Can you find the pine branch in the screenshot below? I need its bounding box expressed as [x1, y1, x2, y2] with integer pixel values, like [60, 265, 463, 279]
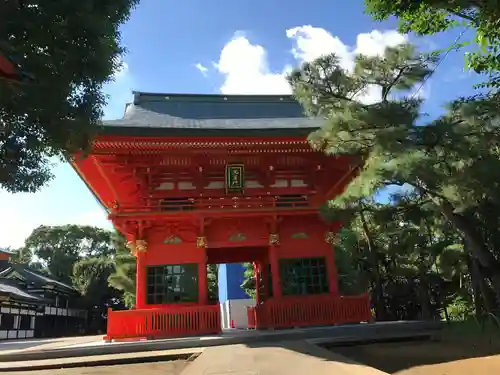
[383, 67, 406, 102]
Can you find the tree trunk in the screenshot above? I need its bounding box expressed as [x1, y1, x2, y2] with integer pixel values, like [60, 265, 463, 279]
[443, 305, 450, 323]
[439, 200, 500, 305]
[465, 250, 485, 319]
[359, 208, 386, 320]
[418, 268, 432, 320]
[476, 262, 497, 315]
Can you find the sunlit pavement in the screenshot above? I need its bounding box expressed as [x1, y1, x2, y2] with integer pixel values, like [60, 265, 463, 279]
[0, 321, 441, 359]
[0, 336, 104, 353]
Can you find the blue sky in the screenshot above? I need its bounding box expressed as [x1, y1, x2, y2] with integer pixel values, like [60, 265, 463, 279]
[0, 0, 482, 248]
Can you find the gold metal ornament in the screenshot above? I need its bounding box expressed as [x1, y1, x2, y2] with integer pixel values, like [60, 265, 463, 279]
[324, 231, 336, 244]
[196, 236, 208, 249]
[135, 239, 148, 252]
[269, 233, 280, 245]
[127, 239, 148, 256]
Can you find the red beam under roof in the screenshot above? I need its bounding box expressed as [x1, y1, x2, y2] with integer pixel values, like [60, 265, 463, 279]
[0, 53, 18, 81]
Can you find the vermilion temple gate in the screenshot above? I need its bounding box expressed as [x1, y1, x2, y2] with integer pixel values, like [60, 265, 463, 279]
[71, 92, 372, 340]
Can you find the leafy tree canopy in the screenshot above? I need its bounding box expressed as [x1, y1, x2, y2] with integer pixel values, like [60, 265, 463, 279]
[21, 224, 115, 283]
[364, 0, 500, 89]
[288, 42, 500, 305]
[107, 231, 136, 308]
[0, 0, 138, 193]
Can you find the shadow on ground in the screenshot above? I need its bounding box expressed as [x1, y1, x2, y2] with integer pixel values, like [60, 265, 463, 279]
[322, 335, 500, 374]
[243, 330, 500, 374]
[328, 340, 500, 374]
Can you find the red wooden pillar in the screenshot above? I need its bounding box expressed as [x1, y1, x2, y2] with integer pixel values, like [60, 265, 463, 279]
[198, 249, 209, 305]
[262, 261, 269, 301]
[254, 262, 261, 304]
[135, 251, 146, 309]
[269, 244, 282, 298]
[325, 246, 339, 295]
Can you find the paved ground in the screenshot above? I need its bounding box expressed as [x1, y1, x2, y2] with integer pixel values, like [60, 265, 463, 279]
[180, 342, 388, 375]
[0, 342, 390, 375]
[331, 336, 500, 375]
[0, 336, 103, 354]
[1, 360, 190, 375]
[0, 348, 203, 372]
[1, 321, 495, 375]
[0, 321, 441, 362]
[7, 338, 498, 375]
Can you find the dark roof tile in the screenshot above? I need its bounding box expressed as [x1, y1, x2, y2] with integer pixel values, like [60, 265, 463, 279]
[0, 279, 44, 302]
[0, 264, 76, 293]
[102, 92, 323, 131]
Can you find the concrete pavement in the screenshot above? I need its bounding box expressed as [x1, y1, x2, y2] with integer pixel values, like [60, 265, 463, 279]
[179, 342, 390, 375]
[0, 347, 203, 372]
[0, 335, 103, 354]
[0, 320, 441, 362]
[0, 342, 391, 374]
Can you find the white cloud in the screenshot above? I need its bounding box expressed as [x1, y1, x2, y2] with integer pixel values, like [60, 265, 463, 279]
[215, 26, 408, 104]
[353, 30, 407, 59]
[195, 63, 209, 77]
[286, 26, 350, 68]
[215, 36, 292, 95]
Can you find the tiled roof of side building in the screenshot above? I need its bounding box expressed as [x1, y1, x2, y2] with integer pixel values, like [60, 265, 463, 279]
[100, 92, 324, 135]
[0, 279, 45, 303]
[0, 264, 77, 293]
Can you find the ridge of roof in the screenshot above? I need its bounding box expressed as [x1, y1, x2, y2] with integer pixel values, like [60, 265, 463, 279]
[0, 278, 44, 302]
[100, 91, 323, 134]
[24, 268, 76, 291]
[0, 264, 76, 292]
[131, 92, 297, 105]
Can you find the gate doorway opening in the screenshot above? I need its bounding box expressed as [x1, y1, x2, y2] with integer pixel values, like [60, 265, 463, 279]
[208, 246, 268, 329]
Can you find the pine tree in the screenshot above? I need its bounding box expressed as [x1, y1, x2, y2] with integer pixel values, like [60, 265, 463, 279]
[288, 42, 500, 308]
[108, 232, 136, 308]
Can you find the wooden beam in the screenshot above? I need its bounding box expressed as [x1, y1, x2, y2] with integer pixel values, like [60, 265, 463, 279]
[93, 156, 120, 205]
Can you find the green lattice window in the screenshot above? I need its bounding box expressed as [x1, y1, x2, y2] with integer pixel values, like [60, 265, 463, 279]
[280, 257, 329, 296]
[146, 264, 198, 304]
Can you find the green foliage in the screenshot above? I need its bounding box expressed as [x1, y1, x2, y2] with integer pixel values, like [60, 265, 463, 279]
[207, 264, 219, 302]
[364, 0, 500, 89]
[446, 296, 475, 321]
[107, 231, 136, 308]
[72, 256, 122, 319]
[11, 224, 126, 332]
[0, 0, 139, 193]
[334, 229, 366, 295]
[289, 42, 500, 319]
[241, 263, 257, 299]
[21, 224, 115, 283]
[20, 225, 121, 307]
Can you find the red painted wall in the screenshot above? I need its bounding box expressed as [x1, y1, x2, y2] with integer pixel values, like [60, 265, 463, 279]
[145, 227, 204, 265]
[142, 215, 340, 266]
[277, 215, 335, 258]
[205, 217, 268, 248]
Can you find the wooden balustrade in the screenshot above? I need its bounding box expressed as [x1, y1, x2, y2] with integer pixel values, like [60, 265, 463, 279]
[104, 295, 370, 341]
[105, 305, 221, 341]
[247, 294, 371, 330]
[113, 195, 312, 214]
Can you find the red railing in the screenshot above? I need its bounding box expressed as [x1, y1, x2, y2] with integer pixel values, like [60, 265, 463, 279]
[113, 195, 312, 214]
[247, 306, 257, 329]
[247, 294, 371, 330]
[105, 305, 221, 341]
